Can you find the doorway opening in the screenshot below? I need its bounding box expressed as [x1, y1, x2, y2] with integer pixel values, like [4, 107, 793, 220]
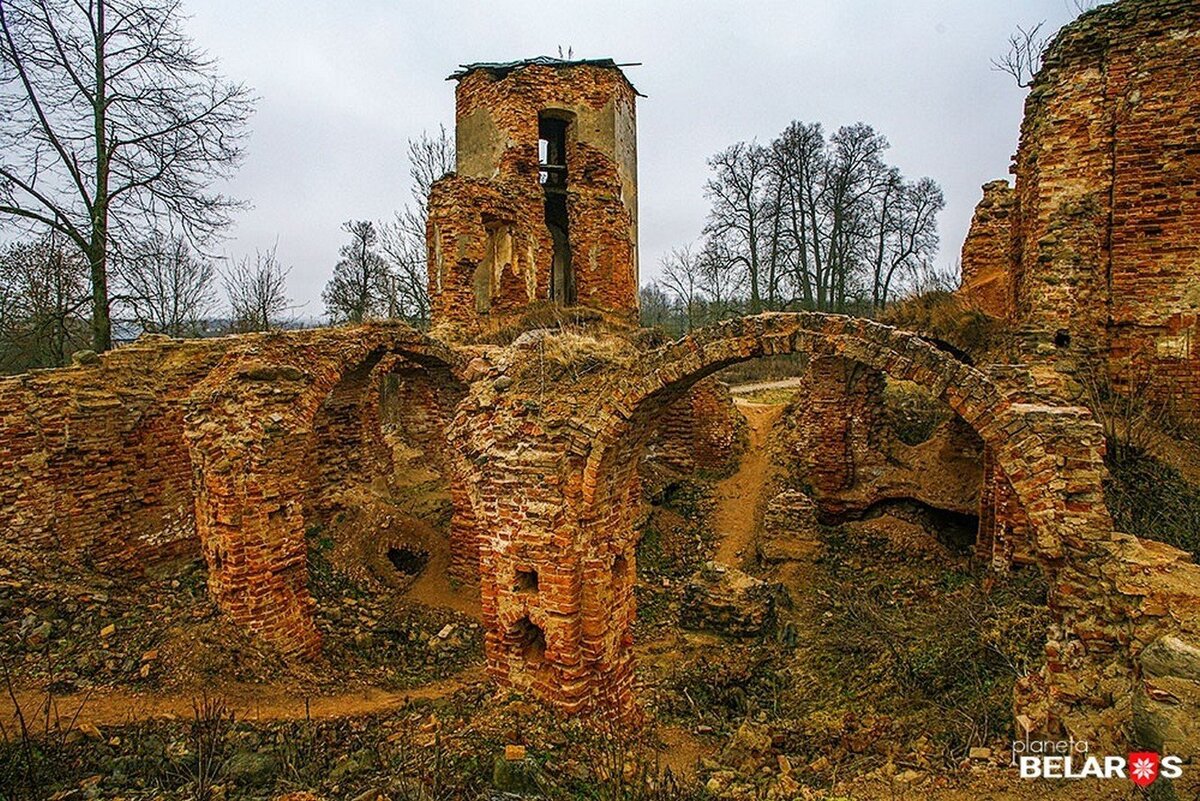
[539, 112, 575, 305]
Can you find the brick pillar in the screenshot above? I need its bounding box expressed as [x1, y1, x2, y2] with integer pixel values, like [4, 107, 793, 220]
[471, 438, 592, 710]
[789, 356, 886, 500]
[189, 427, 322, 658]
[462, 389, 647, 721]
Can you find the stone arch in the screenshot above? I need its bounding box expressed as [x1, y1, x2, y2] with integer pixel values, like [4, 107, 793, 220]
[474, 313, 1118, 736]
[183, 323, 465, 657]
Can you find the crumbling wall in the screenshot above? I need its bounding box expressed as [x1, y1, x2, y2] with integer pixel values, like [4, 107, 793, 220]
[966, 0, 1200, 422]
[645, 378, 744, 476]
[777, 357, 888, 504]
[428, 62, 639, 336]
[184, 325, 463, 657]
[0, 335, 232, 569]
[775, 363, 987, 523]
[976, 445, 1033, 569]
[958, 180, 1016, 319]
[451, 313, 1134, 743]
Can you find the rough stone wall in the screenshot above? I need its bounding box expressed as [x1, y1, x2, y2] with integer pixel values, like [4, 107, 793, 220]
[451, 313, 1150, 746]
[779, 357, 887, 504]
[959, 180, 1016, 319]
[976, 445, 1033, 569]
[968, 0, 1200, 422]
[773, 361, 987, 522]
[0, 335, 232, 569]
[428, 63, 639, 336]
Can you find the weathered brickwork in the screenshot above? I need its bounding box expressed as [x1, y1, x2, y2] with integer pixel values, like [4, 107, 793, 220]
[427, 60, 639, 336]
[6, 39, 1200, 757]
[451, 312, 1163, 745]
[959, 180, 1016, 319]
[961, 0, 1200, 422]
[778, 357, 887, 503]
[4, 309, 1200, 751]
[644, 378, 743, 476]
[0, 335, 232, 569]
[976, 445, 1034, 569]
[183, 325, 464, 657]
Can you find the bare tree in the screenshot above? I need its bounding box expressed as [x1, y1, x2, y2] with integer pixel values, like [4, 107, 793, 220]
[637, 281, 675, 333]
[659, 244, 704, 331]
[992, 22, 1049, 88]
[697, 234, 746, 319]
[0, 230, 89, 370]
[116, 231, 215, 336]
[323, 220, 390, 324]
[380, 126, 454, 327]
[675, 118, 943, 327]
[222, 245, 292, 333]
[867, 174, 944, 309]
[704, 142, 771, 314]
[0, 0, 254, 352]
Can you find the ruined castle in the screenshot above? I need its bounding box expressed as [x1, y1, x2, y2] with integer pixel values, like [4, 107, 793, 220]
[959, 0, 1200, 420]
[3, 3, 1200, 758]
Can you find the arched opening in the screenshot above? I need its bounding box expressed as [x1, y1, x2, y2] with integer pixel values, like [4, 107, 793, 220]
[509, 616, 547, 666]
[546, 314, 1115, 738]
[186, 328, 474, 661]
[539, 109, 576, 305]
[306, 348, 475, 662]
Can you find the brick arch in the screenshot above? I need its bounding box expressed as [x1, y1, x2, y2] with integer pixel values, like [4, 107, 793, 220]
[183, 323, 465, 657]
[582, 313, 1113, 556]
[498, 312, 1116, 731]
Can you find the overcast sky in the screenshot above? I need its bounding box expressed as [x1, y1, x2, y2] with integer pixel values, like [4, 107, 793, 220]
[184, 0, 1089, 316]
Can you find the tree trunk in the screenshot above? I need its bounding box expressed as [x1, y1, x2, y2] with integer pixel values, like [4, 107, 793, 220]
[89, 239, 111, 352]
[90, 1, 111, 352]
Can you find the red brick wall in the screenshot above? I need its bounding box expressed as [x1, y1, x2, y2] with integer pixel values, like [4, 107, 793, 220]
[980, 0, 1200, 423]
[185, 325, 463, 658]
[959, 180, 1017, 319]
[645, 378, 743, 475]
[0, 335, 231, 570]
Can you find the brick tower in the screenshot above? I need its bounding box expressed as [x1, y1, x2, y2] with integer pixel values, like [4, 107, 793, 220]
[427, 58, 640, 335]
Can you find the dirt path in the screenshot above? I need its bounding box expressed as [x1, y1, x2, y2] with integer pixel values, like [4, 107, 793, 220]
[712, 401, 785, 566]
[727, 377, 806, 395]
[1, 666, 486, 729]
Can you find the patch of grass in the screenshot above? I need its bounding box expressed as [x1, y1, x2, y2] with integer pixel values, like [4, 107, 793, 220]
[879, 290, 997, 362]
[810, 526, 1050, 766]
[1105, 447, 1200, 559]
[656, 643, 791, 728]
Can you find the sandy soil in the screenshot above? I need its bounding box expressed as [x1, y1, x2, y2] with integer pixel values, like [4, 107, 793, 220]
[1, 666, 487, 728]
[712, 401, 784, 566]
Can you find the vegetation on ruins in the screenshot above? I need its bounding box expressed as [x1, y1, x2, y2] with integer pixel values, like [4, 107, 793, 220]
[0, 0, 254, 353]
